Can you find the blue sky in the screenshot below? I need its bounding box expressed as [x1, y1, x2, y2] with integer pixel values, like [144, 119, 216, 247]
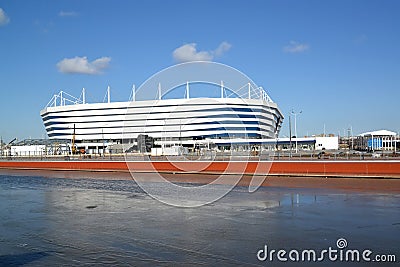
[0, 0, 399, 142]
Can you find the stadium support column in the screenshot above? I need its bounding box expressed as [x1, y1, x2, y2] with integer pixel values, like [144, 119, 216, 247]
[131, 84, 136, 102]
[186, 81, 190, 99]
[221, 80, 224, 98]
[158, 83, 162, 100]
[82, 88, 86, 104]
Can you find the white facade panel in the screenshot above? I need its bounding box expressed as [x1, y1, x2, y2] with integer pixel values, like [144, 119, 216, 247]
[41, 97, 283, 142]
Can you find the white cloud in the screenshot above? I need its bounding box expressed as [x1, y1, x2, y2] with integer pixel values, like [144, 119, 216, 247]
[214, 41, 232, 57]
[173, 43, 213, 62]
[58, 11, 78, 17]
[56, 56, 111, 75]
[0, 8, 10, 26]
[173, 42, 232, 63]
[283, 41, 309, 53]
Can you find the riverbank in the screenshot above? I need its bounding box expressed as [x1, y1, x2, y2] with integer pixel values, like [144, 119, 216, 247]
[1, 159, 400, 177]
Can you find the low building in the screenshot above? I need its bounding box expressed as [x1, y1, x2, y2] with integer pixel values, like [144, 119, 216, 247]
[315, 136, 339, 150]
[356, 130, 398, 151]
[10, 145, 46, 157]
[6, 139, 70, 157]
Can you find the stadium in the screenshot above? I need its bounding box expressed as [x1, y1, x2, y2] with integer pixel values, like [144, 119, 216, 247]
[40, 63, 284, 155]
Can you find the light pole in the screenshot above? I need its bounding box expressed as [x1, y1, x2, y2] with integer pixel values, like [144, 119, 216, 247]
[289, 115, 292, 158]
[102, 129, 105, 157]
[349, 125, 354, 150]
[291, 109, 302, 154]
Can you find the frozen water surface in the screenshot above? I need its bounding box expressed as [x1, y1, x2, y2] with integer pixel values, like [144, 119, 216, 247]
[0, 171, 399, 266]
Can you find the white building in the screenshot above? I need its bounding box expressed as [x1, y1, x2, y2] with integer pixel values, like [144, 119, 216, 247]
[315, 136, 339, 150]
[10, 145, 46, 156]
[358, 129, 398, 151]
[40, 80, 284, 153]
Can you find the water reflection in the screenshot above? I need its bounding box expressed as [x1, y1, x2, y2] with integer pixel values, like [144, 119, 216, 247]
[0, 173, 399, 266]
[278, 193, 319, 207]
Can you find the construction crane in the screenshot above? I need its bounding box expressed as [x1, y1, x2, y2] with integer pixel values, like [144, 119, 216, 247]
[7, 138, 17, 147]
[2, 138, 17, 157]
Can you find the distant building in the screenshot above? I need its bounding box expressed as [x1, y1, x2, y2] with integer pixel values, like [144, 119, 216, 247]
[7, 139, 70, 157]
[314, 136, 339, 150]
[10, 144, 46, 157]
[355, 130, 398, 151]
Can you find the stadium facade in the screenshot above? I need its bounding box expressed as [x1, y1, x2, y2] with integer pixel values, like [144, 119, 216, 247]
[40, 81, 284, 154]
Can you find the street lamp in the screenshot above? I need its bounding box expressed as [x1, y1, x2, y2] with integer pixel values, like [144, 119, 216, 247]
[102, 128, 105, 157]
[291, 109, 302, 154]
